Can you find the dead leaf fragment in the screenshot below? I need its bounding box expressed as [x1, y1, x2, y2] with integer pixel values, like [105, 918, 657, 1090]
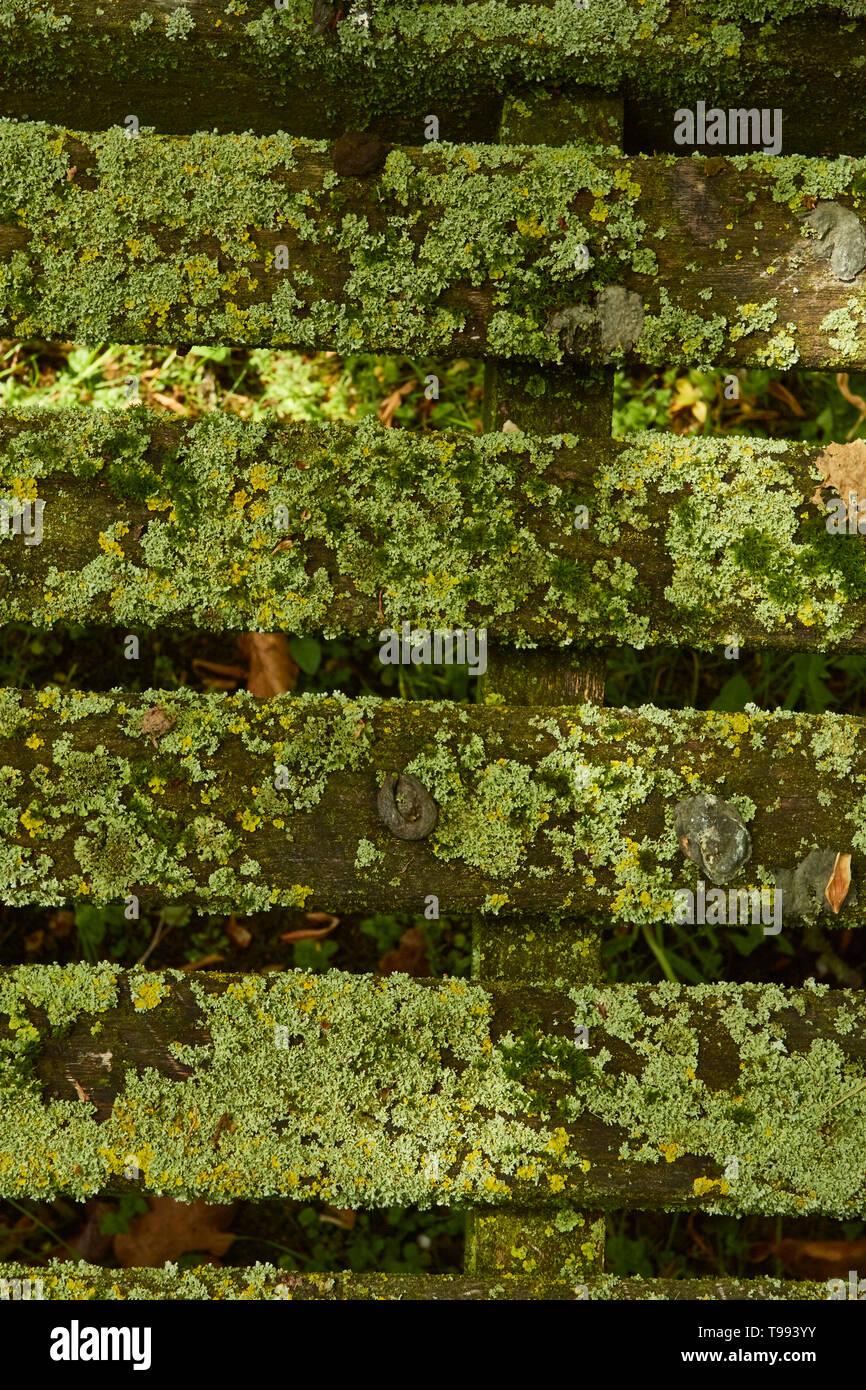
[750, 1236, 866, 1280]
[810, 438, 866, 509]
[825, 852, 852, 914]
[319, 1206, 356, 1230]
[379, 926, 429, 977]
[226, 915, 252, 949]
[114, 1195, 237, 1267]
[180, 953, 226, 972]
[378, 378, 415, 427]
[141, 704, 176, 743]
[280, 912, 340, 944]
[238, 633, 298, 697]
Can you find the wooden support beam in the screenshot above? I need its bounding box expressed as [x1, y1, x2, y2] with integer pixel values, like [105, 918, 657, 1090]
[2, 410, 865, 652]
[1, 690, 865, 921]
[1, 126, 866, 364]
[0, 1264, 836, 1301]
[1, 966, 864, 1214]
[0, 2, 862, 156]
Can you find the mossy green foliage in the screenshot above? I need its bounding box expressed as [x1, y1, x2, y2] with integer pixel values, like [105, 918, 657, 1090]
[2, 409, 864, 647]
[0, 966, 864, 1217]
[1, 123, 865, 363]
[2, 691, 866, 919]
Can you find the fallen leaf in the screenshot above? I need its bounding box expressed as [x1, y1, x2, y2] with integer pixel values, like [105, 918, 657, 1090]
[66, 1074, 91, 1103]
[378, 378, 415, 427]
[180, 953, 226, 972]
[379, 926, 429, 977]
[319, 1206, 356, 1230]
[141, 704, 176, 743]
[226, 915, 252, 949]
[114, 1196, 237, 1267]
[237, 633, 298, 697]
[280, 912, 340, 944]
[270, 538, 294, 555]
[150, 391, 187, 415]
[191, 657, 248, 691]
[825, 852, 852, 914]
[750, 1236, 866, 1280]
[809, 438, 866, 508]
[767, 380, 806, 417]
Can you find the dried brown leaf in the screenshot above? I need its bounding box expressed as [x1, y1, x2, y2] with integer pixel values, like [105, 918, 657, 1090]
[141, 704, 176, 742]
[226, 915, 252, 949]
[114, 1196, 237, 1267]
[750, 1236, 866, 1280]
[825, 852, 852, 914]
[180, 953, 226, 972]
[238, 633, 298, 697]
[810, 438, 866, 508]
[379, 926, 430, 977]
[378, 378, 415, 427]
[280, 913, 340, 944]
[319, 1206, 356, 1230]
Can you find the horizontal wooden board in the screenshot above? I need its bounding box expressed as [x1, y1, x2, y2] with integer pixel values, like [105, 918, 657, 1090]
[0, 2, 863, 156]
[0, 1264, 836, 1301]
[1, 691, 865, 921]
[1, 409, 865, 650]
[1, 967, 864, 1214]
[2, 126, 866, 365]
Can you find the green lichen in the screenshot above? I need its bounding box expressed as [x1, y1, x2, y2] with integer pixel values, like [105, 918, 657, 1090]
[3, 411, 865, 651]
[0, 124, 862, 366]
[2, 694, 866, 920]
[0, 968, 863, 1218]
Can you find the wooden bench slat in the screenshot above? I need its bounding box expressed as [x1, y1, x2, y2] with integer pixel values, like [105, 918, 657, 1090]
[1, 967, 863, 1214]
[0, 1264, 836, 1301]
[1, 690, 864, 920]
[1, 409, 864, 650]
[0, 2, 862, 156]
[2, 126, 865, 365]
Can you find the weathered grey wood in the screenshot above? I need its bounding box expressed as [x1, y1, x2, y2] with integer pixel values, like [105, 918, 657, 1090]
[2, 410, 865, 652]
[1, 127, 864, 364]
[1, 967, 864, 1214]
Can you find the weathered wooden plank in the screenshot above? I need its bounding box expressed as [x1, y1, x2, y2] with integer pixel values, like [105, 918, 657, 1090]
[0, 1263, 837, 1301]
[0, 2, 863, 156]
[1, 690, 865, 921]
[2, 126, 866, 364]
[2, 409, 865, 651]
[1, 967, 864, 1214]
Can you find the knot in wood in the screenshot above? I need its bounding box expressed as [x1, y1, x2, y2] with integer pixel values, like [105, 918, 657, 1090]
[378, 772, 438, 840]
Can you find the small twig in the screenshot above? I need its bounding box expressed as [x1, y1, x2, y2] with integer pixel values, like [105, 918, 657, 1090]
[3, 1197, 81, 1259]
[137, 914, 176, 967]
[816, 1077, 866, 1118]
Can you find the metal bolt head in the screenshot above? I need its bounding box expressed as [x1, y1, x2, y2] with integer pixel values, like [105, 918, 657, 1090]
[378, 773, 438, 841]
[674, 792, 751, 885]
